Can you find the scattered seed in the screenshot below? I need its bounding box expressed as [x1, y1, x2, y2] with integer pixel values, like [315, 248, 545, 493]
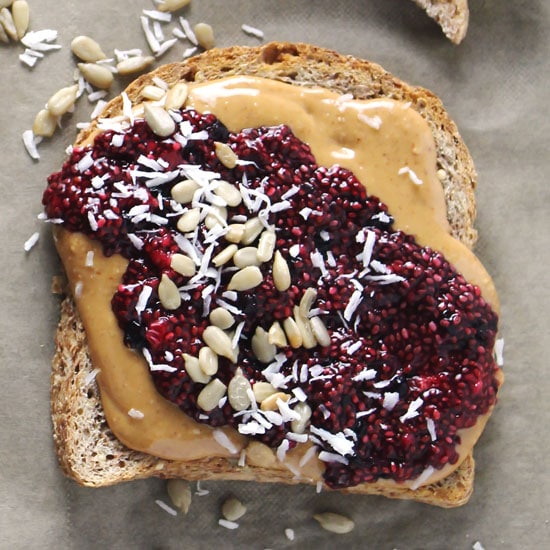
[197, 378, 227, 411]
[228, 265, 263, 291]
[158, 0, 191, 13]
[310, 316, 331, 347]
[46, 84, 79, 117]
[144, 103, 176, 136]
[71, 35, 107, 62]
[141, 84, 166, 101]
[158, 273, 181, 310]
[176, 207, 201, 233]
[212, 244, 238, 267]
[166, 479, 192, 514]
[283, 316, 302, 348]
[252, 381, 277, 404]
[272, 250, 291, 291]
[241, 217, 263, 245]
[213, 180, 242, 207]
[224, 223, 245, 244]
[293, 306, 316, 349]
[313, 512, 355, 534]
[221, 497, 247, 522]
[251, 326, 276, 364]
[11, 0, 29, 39]
[183, 353, 210, 384]
[199, 346, 219, 376]
[0, 1, 13, 8]
[194, 22, 215, 50]
[257, 230, 276, 262]
[0, 7, 17, 41]
[227, 368, 252, 411]
[204, 205, 227, 229]
[267, 321, 288, 347]
[214, 142, 238, 170]
[233, 246, 261, 268]
[170, 253, 196, 277]
[0, 20, 8, 43]
[209, 307, 235, 330]
[260, 391, 290, 411]
[116, 55, 155, 75]
[290, 402, 312, 434]
[32, 108, 57, 137]
[171, 179, 200, 204]
[202, 325, 237, 361]
[299, 287, 318, 317]
[164, 82, 188, 110]
[78, 63, 114, 90]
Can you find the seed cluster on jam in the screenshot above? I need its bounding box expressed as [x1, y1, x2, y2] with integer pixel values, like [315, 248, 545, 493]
[43, 104, 499, 489]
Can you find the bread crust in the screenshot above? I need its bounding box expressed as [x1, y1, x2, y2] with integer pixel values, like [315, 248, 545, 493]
[413, 0, 469, 44]
[51, 43, 483, 507]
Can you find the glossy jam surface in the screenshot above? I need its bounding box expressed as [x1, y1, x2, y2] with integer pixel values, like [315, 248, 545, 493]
[44, 108, 499, 489]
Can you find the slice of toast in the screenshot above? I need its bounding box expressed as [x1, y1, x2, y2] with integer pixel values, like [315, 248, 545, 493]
[50, 42, 490, 507]
[413, 0, 470, 44]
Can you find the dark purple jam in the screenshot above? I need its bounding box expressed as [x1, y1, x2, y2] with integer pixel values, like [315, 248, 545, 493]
[43, 107, 500, 489]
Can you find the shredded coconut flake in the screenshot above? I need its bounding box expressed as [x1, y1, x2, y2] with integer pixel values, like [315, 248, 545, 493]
[22, 130, 41, 160]
[24, 232, 40, 252]
[410, 466, 435, 490]
[128, 408, 144, 419]
[241, 24, 265, 39]
[155, 499, 177, 516]
[213, 429, 239, 454]
[358, 113, 382, 130]
[218, 519, 239, 530]
[284, 528, 295, 541]
[494, 338, 504, 366]
[383, 392, 400, 411]
[398, 166, 423, 185]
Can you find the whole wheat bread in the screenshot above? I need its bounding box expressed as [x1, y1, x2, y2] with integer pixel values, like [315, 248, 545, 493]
[51, 42, 488, 507]
[413, 0, 469, 44]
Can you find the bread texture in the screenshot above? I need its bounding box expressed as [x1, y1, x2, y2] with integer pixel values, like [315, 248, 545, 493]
[413, 0, 469, 44]
[51, 43, 483, 507]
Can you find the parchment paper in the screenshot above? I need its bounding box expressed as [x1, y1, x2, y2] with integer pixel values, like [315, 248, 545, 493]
[1, 1, 548, 548]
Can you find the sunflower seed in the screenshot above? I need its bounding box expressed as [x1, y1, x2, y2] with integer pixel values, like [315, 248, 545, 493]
[224, 223, 245, 244]
[228, 266, 263, 291]
[166, 479, 192, 514]
[183, 353, 210, 384]
[78, 63, 114, 90]
[272, 250, 291, 291]
[176, 207, 200, 233]
[313, 512, 355, 534]
[251, 326, 276, 364]
[171, 179, 200, 204]
[0, 1, 13, 8]
[227, 368, 252, 411]
[0, 7, 17, 40]
[221, 497, 247, 522]
[257, 230, 276, 263]
[213, 180, 242, 207]
[233, 247, 261, 268]
[290, 402, 312, 434]
[170, 253, 196, 277]
[0, 21, 8, 43]
[241, 217, 263, 245]
[194, 22, 215, 50]
[116, 55, 155, 75]
[202, 325, 237, 361]
[32, 109, 57, 137]
[71, 35, 107, 62]
[158, 273, 181, 310]
[310, 316, 331, 347]
[144, 103, 176, 137]
[46, 84, 79, 117]
[197, 378, 227, 411]
[141, 84, 166, 101]
[252, 382, 277, 404]
[158, 0, 191, 13]
[212, 244, 238, 267]
[293, 306, 316, 349]
[164, 82, 188, 110]
[260, 391, 289, 411]
[267, 321, 287, 347]
[299, 287, 318, 317]
[209, 307, 235, 330]
[214, 142, 237, 169]
[199, 346, 218, 376]
[204, 205, 227, 229]
[283, 317, 302, 348]
[12, 0, 29, 39]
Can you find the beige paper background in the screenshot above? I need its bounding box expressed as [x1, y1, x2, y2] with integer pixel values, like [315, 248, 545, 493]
[1, 1, 548, 548]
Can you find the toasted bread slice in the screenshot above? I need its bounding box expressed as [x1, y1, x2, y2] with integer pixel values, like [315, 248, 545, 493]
[413, 0, 470, 44]
[51, 43, 487, 507]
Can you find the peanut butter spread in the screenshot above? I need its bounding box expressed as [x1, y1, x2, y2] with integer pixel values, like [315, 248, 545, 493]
[48, 76, 501, 489]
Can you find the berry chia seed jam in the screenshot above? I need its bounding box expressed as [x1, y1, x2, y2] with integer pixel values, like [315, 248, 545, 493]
[44, 106, 500, 489]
